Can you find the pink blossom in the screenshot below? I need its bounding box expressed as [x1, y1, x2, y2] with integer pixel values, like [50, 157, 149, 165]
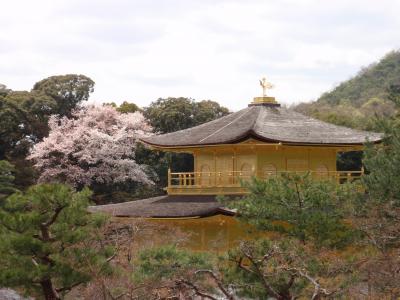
[29, 105, 153, 188]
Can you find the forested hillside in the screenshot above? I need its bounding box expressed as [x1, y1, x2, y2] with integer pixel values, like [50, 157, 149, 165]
[295, 50, 400, 130]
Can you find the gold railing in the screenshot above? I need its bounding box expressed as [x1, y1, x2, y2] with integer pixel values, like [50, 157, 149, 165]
[167, 170, 363, 193]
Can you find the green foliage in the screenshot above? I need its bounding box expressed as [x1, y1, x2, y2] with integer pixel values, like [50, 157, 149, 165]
[295, 50, 400, 131]
[144, 97, 229, 134]
[0, 184, 113, 299]
[134, 143, 170, 190]
[104, 101, 140, 113]
[227, 174, 359, 248]
[388, 83, 400, 107]
[363, 126, 400, 204]
[11, 158, 38, 189]
[0, 90, 56, 159]
[0, 160, 17, 201]
[144, 97, 195, 133]
[0, 75, 95, 189]
[363, 84, 400, 204]
[192, 100, 230, 125]
[32, 74, 94, 117]
[223, 239, 322, 299]
[132, 239, 340, 299]
[320, 51, 400, 107]
[0, 83, 11, 97]
[358, 117, 400, 252]
[117, 101, 140, 113]
[133, 245, 211, 283]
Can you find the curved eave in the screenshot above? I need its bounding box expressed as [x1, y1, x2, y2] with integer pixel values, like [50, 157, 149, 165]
[140, 131, 381, 151]
[139, 105, 383, 149]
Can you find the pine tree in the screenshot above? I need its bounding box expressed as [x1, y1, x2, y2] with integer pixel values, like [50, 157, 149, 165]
[0, 184, 114, 300]
[226, 173, 359, 248]
[359, 86, 400, 252]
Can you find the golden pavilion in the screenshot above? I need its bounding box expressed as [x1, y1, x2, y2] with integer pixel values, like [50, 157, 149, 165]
[91, 79, 382, 218]
[141, 79, 382, 196]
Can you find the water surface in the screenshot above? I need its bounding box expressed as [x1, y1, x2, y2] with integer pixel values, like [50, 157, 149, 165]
[136, 215, 272, 252]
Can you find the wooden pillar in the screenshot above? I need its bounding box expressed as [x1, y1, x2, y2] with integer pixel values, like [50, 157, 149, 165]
[214, 150, 217, 186]
[193, 151, 197, 173]
[232, 149, 236, 185]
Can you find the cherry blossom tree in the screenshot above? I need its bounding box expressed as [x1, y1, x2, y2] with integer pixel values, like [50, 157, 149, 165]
[29, 105, 153, 188]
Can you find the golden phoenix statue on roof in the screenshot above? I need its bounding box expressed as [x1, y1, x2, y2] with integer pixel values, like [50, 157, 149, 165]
[259, 77, 273, 97]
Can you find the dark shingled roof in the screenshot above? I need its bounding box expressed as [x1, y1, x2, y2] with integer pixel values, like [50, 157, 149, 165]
[141, 105, 382, 147]
[88, 195, 234, 218]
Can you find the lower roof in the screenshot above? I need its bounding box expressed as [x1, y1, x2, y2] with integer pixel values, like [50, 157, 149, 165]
[89, 195, 235, 218]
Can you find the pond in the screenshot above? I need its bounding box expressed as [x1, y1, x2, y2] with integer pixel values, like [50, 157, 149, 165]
[121, 214, 276, 252]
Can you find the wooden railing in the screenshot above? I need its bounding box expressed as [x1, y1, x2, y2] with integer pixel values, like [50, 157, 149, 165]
[167, 170, 363, 191]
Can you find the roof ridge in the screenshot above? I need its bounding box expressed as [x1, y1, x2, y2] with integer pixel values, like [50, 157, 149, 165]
[250, 105, 265, 131]
[141, 108, 238, 139]
[198, 106, 256, 143]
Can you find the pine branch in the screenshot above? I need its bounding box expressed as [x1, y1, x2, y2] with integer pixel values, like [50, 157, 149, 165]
[40, 204, 67, 242]
[56, 280, 85, 293]
[42, 204, 67, 227]
[241, 244, 281, 299]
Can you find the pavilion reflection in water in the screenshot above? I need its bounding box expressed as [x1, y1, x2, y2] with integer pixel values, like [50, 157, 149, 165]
[143, 215, 271, 252]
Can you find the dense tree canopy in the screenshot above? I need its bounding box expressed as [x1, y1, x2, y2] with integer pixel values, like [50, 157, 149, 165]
[117, 101, 140, 113]
[0, 75, 95, 161]
[0, 83, 11, 97]
[32, 74, 94, 117]
[0, 90, 55, 159]
[363, 125, 400, 204]
[0, 160, 17, 202]
[319, 51, 400, 107]
[295, 51, 400, 131]
[104, 101, 140, 114]
[144, 97, 229, 134]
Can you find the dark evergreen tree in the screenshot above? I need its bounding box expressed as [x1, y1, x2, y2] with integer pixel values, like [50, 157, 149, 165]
[32, 74, 94, 117]
[0, 184, 113, 300]
[0, 160, 17, 202]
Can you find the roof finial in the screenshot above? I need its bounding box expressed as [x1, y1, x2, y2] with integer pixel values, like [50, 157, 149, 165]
[250, 77, 279, 106]
[259, 77, 273, 97]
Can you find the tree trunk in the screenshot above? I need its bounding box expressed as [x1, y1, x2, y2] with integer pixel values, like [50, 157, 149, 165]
[41, 279, 60, 300]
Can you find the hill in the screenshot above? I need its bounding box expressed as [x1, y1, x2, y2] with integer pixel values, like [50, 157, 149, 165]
[295, 50, 400, 130]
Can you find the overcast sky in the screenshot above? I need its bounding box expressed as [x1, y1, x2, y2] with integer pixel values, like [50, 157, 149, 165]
[1, 0, 399, 111]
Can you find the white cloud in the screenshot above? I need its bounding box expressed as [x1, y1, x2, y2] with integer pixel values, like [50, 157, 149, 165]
[0, 0, 399, 111]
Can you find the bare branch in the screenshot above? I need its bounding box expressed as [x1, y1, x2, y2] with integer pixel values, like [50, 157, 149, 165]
[106, 252, 117, 263]
[31, 257, 39, 267]
[195, 269, 236, 300]
[283, 267, 334, 299]
[176, 279, 218, 300]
